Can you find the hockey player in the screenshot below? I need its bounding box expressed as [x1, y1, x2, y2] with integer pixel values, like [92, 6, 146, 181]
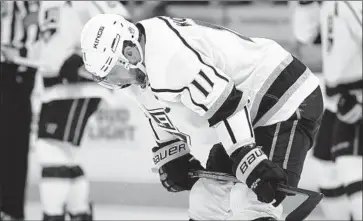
[35, 2, 130, 221]
[290, 1, 350, 220]
[320, 2, 362, 220]
[292, 1, 362, 220]
[80, 14, 324, 220]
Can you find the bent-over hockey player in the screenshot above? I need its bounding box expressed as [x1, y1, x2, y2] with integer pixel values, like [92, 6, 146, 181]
[35, 2, 130, 221]
[80, 14, 324, 220]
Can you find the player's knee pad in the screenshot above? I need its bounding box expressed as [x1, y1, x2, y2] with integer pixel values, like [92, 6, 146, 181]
[336, 156, 362, 186]
[312, 154, 350, 221]
[348, 189, 362, 220]
[42, 165, 85, 179]
[251, 217, 277, 221]
[336, 156, 362, 220]
[229, 184, 283, 221]
[69, 203, 93, 221]
[319, 185, 351, 220]
[315, 159, 343, 190]
[36, 139, 75, 166]
[188, 178, 233, 220]
[43, 213, 66, 221]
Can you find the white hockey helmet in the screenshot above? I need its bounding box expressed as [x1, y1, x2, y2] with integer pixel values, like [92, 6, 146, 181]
[80, 13, 143, 79]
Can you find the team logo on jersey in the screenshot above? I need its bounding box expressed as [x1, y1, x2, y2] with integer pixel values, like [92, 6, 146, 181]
[147, 108, 191, 144]
[46, 123, 58, 134]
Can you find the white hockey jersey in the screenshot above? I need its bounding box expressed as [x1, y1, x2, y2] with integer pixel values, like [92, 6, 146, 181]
[136, 17, 319, 156]
[124, 84, 219, 146]
[291, 1, 321, 45]
[37, 1, 130, 102]
[320, 1, 362, 101]
[37, 1, 130, 76]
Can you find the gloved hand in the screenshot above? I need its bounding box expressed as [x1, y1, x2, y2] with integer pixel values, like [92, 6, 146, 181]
[337, 93, 362, 124]
[59, 53, 87, 83]
[231, 144, 288, 206]
[206, 142, 233, 175]
[152, 139, 204, 192]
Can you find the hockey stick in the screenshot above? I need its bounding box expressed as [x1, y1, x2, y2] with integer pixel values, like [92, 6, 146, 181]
[189, 170, 323, 221]
[12, 56, 42, 69]
[6, 55, 119, 106]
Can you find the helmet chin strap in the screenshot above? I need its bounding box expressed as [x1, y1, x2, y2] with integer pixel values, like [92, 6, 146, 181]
[134, 62, 146, 74]
[131, 62, 148, 88]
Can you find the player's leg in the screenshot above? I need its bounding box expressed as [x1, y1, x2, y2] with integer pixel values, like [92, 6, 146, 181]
[36, 138, 72, 221]
[188, 143, 234, 220]
[36, 98, 99, 220]
[38, 140, 92, 221]
[230, 87, 324, 221]
[312, 109, 351, 220]
[332, 119, 362, 220]
[65, 98, 100, 221]
[36, 99, 75, 220]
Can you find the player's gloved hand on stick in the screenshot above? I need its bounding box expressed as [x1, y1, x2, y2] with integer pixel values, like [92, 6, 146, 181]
[152, 139, 204, 192]
[337, 92, 362, 124]
[231, 144, 288, 206]
[206, 142, 233, 175]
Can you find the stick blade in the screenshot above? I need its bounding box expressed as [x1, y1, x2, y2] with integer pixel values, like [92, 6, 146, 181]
[283, 186, 324, 221]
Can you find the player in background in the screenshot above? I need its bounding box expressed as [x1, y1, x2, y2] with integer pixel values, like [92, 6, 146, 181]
[290, 1, 350, 220]
[80, 14, 324, 220]
[291, 1, 362, 220]
[320, 2, 362, 220]
[290, 0, 322, 58]
[35, 2, 131, 221]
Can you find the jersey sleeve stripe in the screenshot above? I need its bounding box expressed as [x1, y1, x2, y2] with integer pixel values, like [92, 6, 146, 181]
[250, 55, 293, 123]
[252, 56, 307, 125]
[151, 87, 208, 111]
[207, 85, 242, 126]
[185, 87, 208, 111]
[191, 79, 209, 97]
[151, 87, 185, 93]
[343, 1, 362, 27]
[244, 106, 254, 138]
[223, 119, 237, 144]
[157, 16, 229, 83]
[255, 65, 316, 128]
[199, 70, 214, 87]
[216, 107, 256, 156]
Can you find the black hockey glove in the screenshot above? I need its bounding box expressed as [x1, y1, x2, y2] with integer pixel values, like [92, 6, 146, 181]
[231, 144, 288, 207]
[59, 54, 89, 83]
[152, 139, 204, 192]
[337, 93, 362, 124]
[206, 143, 233, 175]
